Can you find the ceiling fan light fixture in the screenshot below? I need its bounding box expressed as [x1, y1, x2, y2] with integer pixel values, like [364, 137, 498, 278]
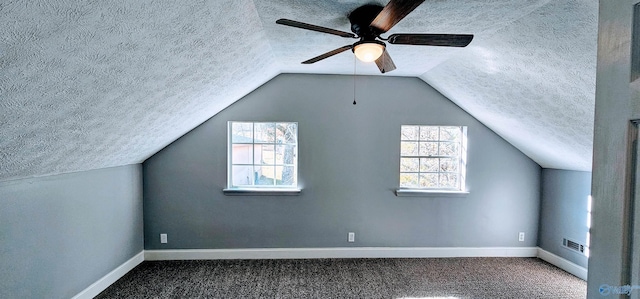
[353, 41, 385, 62]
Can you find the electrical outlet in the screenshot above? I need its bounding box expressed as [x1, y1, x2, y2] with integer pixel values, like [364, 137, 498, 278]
[518, 232, 525, 242]
[348, 232, 355, 243]
[160, 233, 167, 244]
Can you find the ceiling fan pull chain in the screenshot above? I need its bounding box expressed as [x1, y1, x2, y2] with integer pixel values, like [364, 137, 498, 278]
[353, 56, 357, 105]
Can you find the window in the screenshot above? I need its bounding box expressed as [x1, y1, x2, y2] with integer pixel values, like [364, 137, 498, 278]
[398, 125, 467, 193]
[227, 122, 298, 192]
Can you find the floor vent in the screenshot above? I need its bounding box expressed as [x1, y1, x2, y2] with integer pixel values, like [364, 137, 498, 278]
[562, 238, 585, 254]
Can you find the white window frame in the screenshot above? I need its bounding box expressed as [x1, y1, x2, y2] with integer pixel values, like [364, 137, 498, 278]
[223, 121, 300, 196]
[396, 125, 468, 197]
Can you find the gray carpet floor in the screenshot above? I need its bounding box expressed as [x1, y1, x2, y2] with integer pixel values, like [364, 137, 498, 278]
[96, 257, 586, 298]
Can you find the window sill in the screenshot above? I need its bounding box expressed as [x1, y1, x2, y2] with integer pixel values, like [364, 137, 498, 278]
[395, 189, 469, 197]
[223, 188, 302, 196]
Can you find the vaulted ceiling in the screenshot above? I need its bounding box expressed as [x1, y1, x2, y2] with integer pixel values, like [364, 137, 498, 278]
[0, 0, 597, 182]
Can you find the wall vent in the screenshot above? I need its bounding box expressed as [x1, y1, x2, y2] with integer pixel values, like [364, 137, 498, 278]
[562, 238, 585, 254]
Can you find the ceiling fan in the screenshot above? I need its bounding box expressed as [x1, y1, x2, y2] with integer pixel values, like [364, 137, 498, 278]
[276, 0, 474, 73]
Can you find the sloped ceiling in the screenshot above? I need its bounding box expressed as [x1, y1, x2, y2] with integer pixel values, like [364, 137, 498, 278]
[0, 0, 597, 182]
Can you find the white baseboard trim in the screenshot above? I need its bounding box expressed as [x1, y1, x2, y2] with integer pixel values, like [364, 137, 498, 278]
[72, 251, 144, 299]
[144, 246, 538, 261]
[536, 248, 588, 280]
[71, 247, 586, 298]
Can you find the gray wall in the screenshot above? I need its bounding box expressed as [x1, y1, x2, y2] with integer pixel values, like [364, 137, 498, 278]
[539, 169, 591, 268]
[0, 165, 144, 299]
[589, 0, 640, 297]
[143, 74, 541, 250]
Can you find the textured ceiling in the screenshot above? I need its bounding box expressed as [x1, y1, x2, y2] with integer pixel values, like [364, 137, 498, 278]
[0, 0, 597, 181]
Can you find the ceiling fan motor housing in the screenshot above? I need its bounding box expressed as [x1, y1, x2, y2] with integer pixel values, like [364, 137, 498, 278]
[348, 4, 384, 40]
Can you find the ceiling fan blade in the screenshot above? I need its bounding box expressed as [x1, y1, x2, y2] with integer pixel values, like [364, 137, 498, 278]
[276, 19, 356, 38]
[388, 34, 474, 47]
[302, 45, 353, 64]
[375, 49, 396, 73]
[370, 0, 426, 33]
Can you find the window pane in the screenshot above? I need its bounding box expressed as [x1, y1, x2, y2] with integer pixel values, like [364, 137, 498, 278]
[439, 173, 458, 188]
[231, 122, 253, 143]
[440, 126, 461, 141]
[420, 158, 439, 172]
[419, 142, 438, 156]
[400, 173, 419, 188]
[232, 144, 253, 164]
[401, 142, 418, 156]
[440, 158, 459, 172]
[400, 158, 419, 172]
[276, 144, 296, 165]
[255, 166, 275, 185]
[419, 173, 438, 188]
[232, 165, 254, 186]
[254, 123, 276, 143]
[258, 144, 274, 165]
[276, 166, 296, 186]
[276, 123, 297, 144]
[401, 126, 419, 140]
[439, 142, 459, 156]
[420, 126, 439, 141]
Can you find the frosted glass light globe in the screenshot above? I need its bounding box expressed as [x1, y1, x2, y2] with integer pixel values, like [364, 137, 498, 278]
[353, 42, 385, 62]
